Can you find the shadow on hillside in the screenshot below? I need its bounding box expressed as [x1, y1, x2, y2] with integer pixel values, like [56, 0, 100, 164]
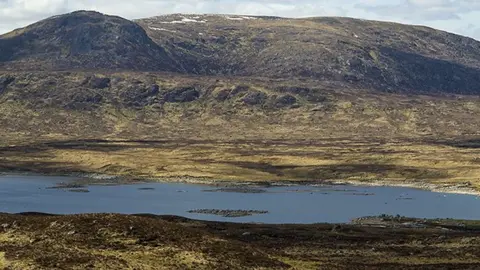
[0, 159, 87, 174]
[0, 139, 450, 180]
[0, 138, 396, 154]
[374, 47, 480, 95]
[429, 138, 480, 149]
[0, 139, 176, 154]
[225, 161, 448, 180]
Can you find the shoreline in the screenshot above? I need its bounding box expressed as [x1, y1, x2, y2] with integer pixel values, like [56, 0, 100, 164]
[2, 170, 480, 196]
[328, 179, 480, 196]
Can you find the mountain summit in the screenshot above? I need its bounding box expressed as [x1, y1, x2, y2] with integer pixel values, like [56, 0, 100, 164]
[0, 11, 179, 71]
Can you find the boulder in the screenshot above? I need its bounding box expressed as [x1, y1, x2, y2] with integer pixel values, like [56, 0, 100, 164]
[120, 85, 157, 107]
[275, 95, 297, 107]
[64, 91, 103, 109]
[0, 76, 15, 94]
[164, 87, 200, 103]
[215, 89, 231, 101]
[231, 85, 250, 95]
[150, 84, 160, 95]
[86, 76, 111, 89]
[242, 91, 267, 105]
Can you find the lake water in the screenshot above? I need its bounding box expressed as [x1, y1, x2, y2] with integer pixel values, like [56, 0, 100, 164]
[0, 174, 479, 224]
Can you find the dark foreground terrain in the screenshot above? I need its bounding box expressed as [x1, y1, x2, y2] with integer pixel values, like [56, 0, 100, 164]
[0, 213, 479, 269]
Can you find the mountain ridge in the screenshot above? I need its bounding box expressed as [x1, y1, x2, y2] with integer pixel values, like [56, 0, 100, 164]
[137, 13, 480, 94]
[1, 10, 479, 95]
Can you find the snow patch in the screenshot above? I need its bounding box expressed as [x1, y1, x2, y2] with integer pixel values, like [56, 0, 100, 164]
[182, 17, 206, 23]
[149, 26, 177, 33]
[160, 17, 207, 24]
[224, 15, 257, 21]
[225, 16, 244, 21]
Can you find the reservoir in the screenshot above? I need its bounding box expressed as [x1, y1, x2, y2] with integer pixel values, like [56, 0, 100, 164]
[0, 174, 479, 224]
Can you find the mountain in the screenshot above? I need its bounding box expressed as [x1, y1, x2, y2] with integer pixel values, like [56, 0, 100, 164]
[0, 11, 179, 71]
[137, 14, 480, 94]
[1, 11, 480, 94]
[1, 11, 480, 142]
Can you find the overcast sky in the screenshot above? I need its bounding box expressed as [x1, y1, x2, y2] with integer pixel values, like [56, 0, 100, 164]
[1, 0, 479, 40]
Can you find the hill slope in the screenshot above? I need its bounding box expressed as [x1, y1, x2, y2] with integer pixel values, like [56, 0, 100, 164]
[0, 11, 179, 71]
[1, 11, 480, 94]
[0, 12, 479, 141]
[137, 14, 480, 94]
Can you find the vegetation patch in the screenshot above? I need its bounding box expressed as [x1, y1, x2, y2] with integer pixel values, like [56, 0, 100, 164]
[0, 213, 478, 269]
[188, 209, 269, 217]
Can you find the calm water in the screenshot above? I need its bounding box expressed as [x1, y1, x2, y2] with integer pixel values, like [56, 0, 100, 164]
[0, 174, 479, 224]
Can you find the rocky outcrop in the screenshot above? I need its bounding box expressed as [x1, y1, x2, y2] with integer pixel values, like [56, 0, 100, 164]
[275, 95, 297, 107]
[83, 76, 111, 89]
[0, 75, 14, 94]
[242, 91, 267, 105]
[164, 87, 200, 103]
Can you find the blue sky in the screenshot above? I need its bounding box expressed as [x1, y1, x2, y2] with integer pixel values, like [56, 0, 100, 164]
[1, 0, 479, 40]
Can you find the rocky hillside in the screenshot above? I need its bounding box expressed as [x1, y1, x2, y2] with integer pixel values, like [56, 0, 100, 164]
[137, 14, 480, 94]
[1, 11, 480, 95]
[0, 11, 179, 71]
[1, 11, 480, 141]
[2, 70, 480, 142]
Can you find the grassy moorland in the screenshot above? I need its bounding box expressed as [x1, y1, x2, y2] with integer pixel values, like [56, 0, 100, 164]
[1, 71, 480, 193]
[1, 138, 480, 194]
[0, 213, 479, 269]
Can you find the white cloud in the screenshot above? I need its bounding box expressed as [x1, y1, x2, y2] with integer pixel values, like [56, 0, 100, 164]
[0, 0, 70, 33]
[357, 0, 480, 21]
[0, 0, 479, 40]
